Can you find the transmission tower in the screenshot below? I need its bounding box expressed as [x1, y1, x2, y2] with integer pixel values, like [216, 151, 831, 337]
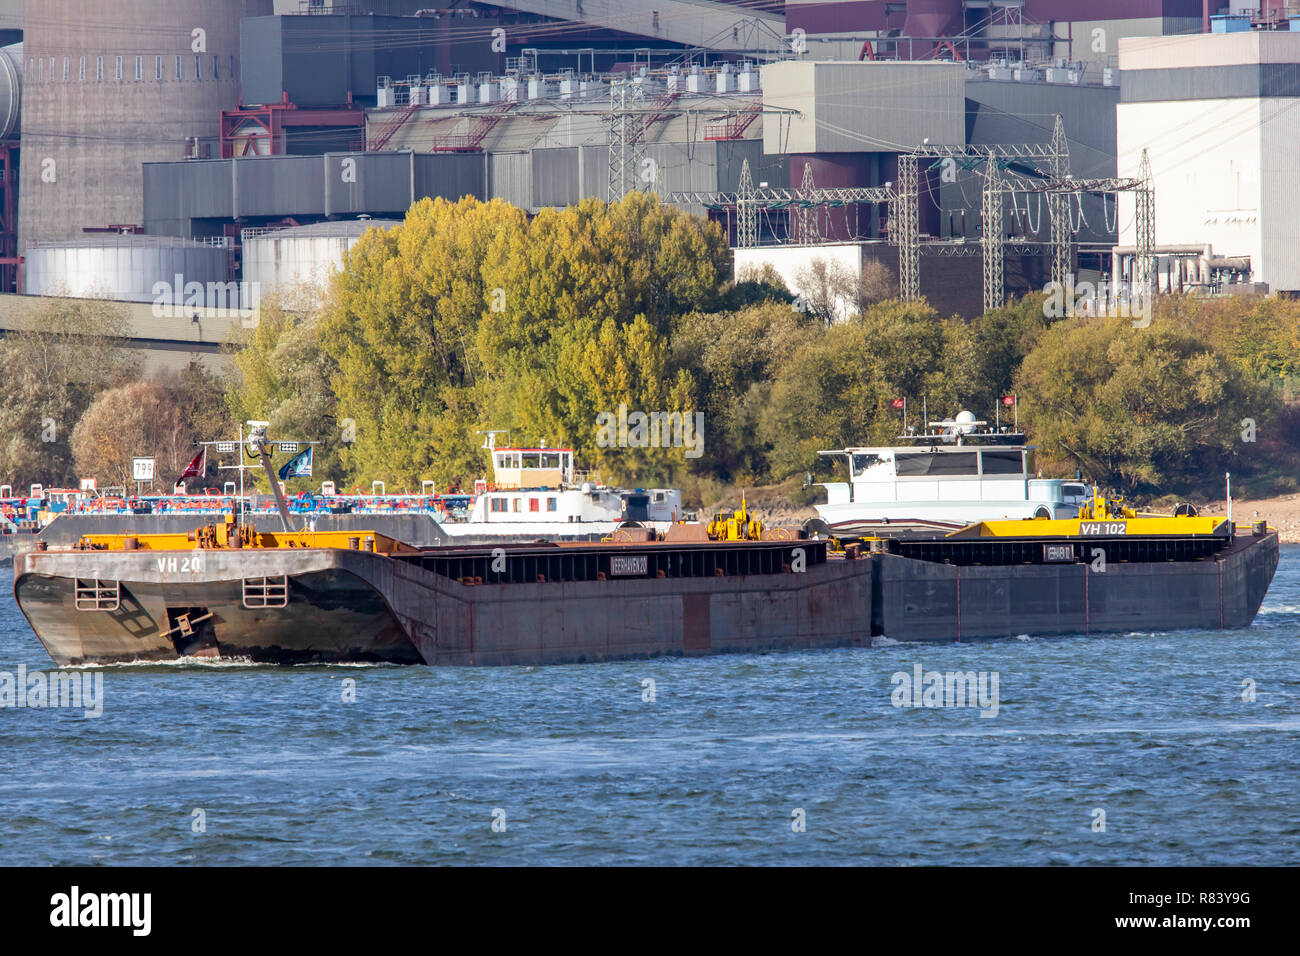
[1048, 115, 1071, 288]
[1136, 148, 1156, 295]
[895, 155, 920, 301]
[607, 78, 647, 203]
[981, 152, 1005, 313]
[797, 162, 821, 244]
[736, 158, 758, 248]
[669, 162, 890, 251]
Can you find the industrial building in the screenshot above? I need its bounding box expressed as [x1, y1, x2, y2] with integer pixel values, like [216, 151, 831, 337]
[0, 0, 1295, 327]
[14, 0, 273, 261]
[1116, 27, 1300, 294]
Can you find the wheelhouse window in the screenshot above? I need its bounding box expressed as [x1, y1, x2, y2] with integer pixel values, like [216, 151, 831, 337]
[979, 450, 1024, 475]
[895, 452, 979, 476]
[851, 453, 886, 475]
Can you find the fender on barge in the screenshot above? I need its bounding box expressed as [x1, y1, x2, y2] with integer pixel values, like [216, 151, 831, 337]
[13, 516, 1279, 667]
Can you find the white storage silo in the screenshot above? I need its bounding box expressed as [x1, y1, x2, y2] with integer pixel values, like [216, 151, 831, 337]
[0, 43, 21, 141]
[17, 1, 273, 260]
[24, 235, 232, 305]
[240, 219, 400, 299]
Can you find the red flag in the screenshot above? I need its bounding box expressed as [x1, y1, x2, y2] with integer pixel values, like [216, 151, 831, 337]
[178, 448, 206, 482]
[1001, 395, 1016, 406]
[891, 398, 905, 409]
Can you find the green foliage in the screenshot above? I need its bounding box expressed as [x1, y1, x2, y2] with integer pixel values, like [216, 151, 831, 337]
[760, 299, 977, 477]
[225, 292, 343, 494]
[1016, 315, 1272, 494]
[311, 192, 729, 489]
[210, 197, 1300, 505]
[967, 293, 1052, 408]
[0, 299, 139, 488]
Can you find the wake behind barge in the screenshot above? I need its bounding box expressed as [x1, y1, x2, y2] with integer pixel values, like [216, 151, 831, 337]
[14, 512, 1279, 667]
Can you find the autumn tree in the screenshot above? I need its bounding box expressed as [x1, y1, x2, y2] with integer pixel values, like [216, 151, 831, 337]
[1016, 315, 1271, 495]
[0, 298, 139, 489]
[672, 300, 819, 482]
[760, 300, 978, 478]
[71, 380, 196, 490]
[791, 257, 858, 323]
[225, 290, 343, 494]
[314, 192, 730, 489]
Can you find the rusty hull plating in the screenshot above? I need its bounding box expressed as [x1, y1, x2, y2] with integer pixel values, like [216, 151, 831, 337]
[12, 522, 1281, 667]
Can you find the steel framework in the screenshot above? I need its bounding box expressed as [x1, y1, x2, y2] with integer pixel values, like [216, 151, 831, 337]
[894, 155, 920, 301]
[798, 161, 819, 244]
[1135, 150, 1156, 295]
[608, 77, 648, 202]
[981, 151, 1004, 313]
[1048, 115, 1071, 288]
[667, 159, 893, 248]
[737, 159, 757, 249]
[667, 119, 1152, 312]
[894, 117, 1067, 304]
[1016, 153, 1155, 299]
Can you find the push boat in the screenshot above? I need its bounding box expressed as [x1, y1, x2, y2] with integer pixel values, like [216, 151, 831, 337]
[14, 469, 1279, 666]
[816, 411, 1089, 536]
[31, 436, 684, 548]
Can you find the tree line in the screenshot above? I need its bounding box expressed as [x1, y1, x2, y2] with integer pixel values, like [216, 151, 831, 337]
[3, 192, 1296, 504]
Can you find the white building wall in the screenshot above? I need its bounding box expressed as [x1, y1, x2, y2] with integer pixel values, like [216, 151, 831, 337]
[1258, 98, 1300, 292]
[1117, 98, 1264, 285]
[733, 243, 863, 322]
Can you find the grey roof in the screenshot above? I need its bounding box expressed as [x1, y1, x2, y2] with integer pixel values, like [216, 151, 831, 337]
[246, 219, 402, 240]
[26, 235, 227, 250]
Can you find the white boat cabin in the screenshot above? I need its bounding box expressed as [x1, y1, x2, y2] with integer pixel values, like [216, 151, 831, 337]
[815, 412, 1089, 532]
[488, 446, 574, 490]
[467, 440, 682, 527]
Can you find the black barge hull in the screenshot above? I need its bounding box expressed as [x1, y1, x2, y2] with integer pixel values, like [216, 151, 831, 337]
[13, 531, 1280, 666]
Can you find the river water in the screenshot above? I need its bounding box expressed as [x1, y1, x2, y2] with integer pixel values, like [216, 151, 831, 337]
[1, 548, 1297, 865]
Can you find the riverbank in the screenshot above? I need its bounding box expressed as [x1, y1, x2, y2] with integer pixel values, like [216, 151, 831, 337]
[1200, 494, 1300, 543]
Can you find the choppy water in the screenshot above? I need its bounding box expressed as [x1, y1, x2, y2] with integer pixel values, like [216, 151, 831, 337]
[1, 548, 1297, 866]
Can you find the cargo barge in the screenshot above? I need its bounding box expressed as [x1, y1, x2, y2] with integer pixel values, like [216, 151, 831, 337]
[13, 505, 1279, 667]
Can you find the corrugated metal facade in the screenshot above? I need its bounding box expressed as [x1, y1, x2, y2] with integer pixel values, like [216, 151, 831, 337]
[488, 152, 532, 210]
[412, 153, 485, 206]
[144, 152, 485, 235]
[762, 60, 966, 155]
[241, 15, 487, 108]
[532, 147, 581, 208]
[1121, 65, 1300, 102]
